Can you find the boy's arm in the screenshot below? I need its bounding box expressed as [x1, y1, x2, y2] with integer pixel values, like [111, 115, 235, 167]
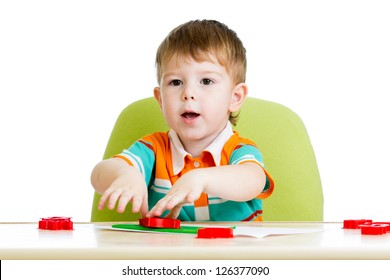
[91, 158, 148, 216]
[147, 162, 266, 218]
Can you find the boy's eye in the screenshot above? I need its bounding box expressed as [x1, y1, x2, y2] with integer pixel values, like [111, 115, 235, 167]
[169, 79, 182, 86]
[201, 78, 213, 85]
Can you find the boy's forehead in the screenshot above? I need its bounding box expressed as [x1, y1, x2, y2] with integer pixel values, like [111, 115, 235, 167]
[161, 53, 225, 73]
[169, 52, 220, 66]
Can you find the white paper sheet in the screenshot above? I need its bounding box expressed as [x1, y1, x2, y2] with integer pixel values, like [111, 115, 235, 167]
[233, 226, 324, 238]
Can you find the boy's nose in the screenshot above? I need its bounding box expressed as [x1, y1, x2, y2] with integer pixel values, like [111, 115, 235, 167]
[184, 95, 195, 101]
[182, 88, 195, 101]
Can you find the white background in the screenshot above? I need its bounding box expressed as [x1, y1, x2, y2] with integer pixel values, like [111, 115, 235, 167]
[1, 0, 389, 222]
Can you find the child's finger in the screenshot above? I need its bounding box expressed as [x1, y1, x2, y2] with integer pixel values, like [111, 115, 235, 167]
[166, 204, 183, 219]
[130, 193, 144, 213]
[147, 202, 166, 217]
[116, 191, 134, 213]
[165, 195, 184, 210]
[139, 196, 149, 218]
[107, 189, 123, 210]
[98, 189, 114, 210]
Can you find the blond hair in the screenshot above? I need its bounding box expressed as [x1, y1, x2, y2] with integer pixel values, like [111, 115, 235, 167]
[155, 20, 247, 125]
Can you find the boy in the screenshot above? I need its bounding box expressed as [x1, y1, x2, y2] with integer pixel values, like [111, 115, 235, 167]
[91, 20, 274, 221]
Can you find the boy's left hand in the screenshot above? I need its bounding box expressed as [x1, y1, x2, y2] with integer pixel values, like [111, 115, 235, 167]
[146, 170, 205, 218]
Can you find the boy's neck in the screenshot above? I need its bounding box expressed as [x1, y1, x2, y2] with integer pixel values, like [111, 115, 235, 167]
[176, 123, 232, 158]
[181, 140, 210, 158]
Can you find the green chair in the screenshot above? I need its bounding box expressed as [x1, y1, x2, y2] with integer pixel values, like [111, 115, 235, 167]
[91, 97, 323, 222]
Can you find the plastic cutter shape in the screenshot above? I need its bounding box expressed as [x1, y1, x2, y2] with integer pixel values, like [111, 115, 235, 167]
[38, 217, 73, 230]
[343, 219, 390, 235]
[138, 217, 181, 229]
[197, 227, 234, 239]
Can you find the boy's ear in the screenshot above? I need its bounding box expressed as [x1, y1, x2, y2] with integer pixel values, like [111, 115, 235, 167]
[153, 87, 162, 108]
[229, 83, 248, 112]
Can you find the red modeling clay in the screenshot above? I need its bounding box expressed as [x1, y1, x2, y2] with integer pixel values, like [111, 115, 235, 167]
[138, 217, 181, 229]
[38, 217, 73, 230]
[197, 227, 234, 239]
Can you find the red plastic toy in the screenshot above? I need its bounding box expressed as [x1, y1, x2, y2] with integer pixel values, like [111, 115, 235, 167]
[197, 227, 234, 239]
[138, 217, 181, 229]
[343, 219, 372, 229]
[370, 223, 390, 232]
[343, 219, 390, 235]
[38, 217, 73, 230]
[360, 224, 388, 235]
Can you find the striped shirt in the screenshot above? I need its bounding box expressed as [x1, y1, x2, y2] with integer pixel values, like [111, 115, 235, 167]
[114, 123, 274, 221]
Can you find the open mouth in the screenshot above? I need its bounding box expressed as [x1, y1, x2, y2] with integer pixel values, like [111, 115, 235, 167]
[181, 112, 200, 119]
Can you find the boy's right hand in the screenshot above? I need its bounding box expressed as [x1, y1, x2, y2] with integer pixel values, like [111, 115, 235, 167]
[97, 174, 149, 217]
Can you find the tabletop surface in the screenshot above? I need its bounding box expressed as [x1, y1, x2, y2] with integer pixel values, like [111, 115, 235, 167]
[1, 222, 390, 259]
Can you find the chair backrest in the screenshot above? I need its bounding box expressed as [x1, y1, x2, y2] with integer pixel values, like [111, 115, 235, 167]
[91, 97, 323, 222]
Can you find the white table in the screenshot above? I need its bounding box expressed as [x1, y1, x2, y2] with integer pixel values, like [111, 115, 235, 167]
[1, 222, 390, 259]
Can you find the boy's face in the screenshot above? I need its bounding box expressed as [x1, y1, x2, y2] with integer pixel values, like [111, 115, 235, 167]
[154, 54, 247, 152]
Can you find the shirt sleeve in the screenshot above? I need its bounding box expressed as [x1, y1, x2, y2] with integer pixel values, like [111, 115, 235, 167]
[229, 144, 274, 199]
[113, 138, 156, 187]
